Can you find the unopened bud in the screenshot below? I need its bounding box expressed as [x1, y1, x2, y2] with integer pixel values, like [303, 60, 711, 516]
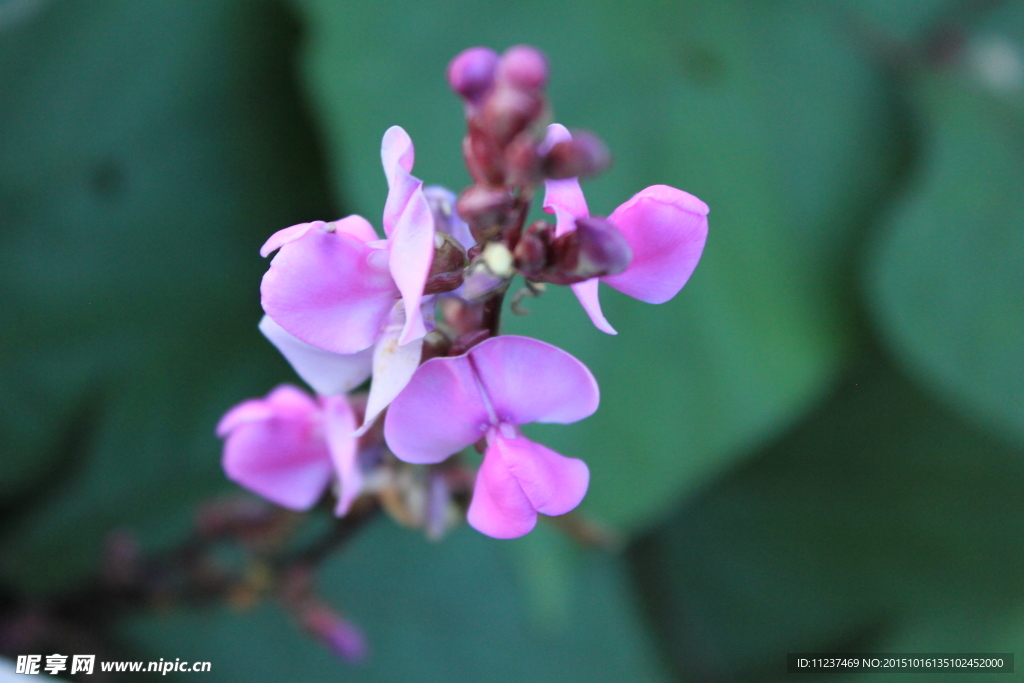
[429, 232, 468, 277]
[504, 132, 541, 187]
[543, 131, 611, 180]
[512, 220, 554, 279]
[497, 45, 548, 91]
[456, 185, 516, 242]
[447, 47, 499, 103]
[423, 233, 467, 295]
[480, 85, 543, 147]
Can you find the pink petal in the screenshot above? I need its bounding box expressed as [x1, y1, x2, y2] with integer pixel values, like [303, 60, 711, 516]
[541, 124, 589, 237]
[384, 354, 490, 464]
[467, 433, 589, 538]
[466, 438, 537, 539]
[381, 126, 419, 238]
[467, 336, 599, 426]
[216, 398, 274, 437]
[388, 192, 435, 345]
[571, 279, 617, 335]
[603, 185, 709, 304]
[380, 127, 436, 345]
[260, 221, 320, 258]
[259, 315, 373, 396]
[355, 301, 432, 436]
[260, 221, 397, 355]
[321, 395, 361, 516]
[219, 386, 332, 511]
[217, 384, 321, 437]
[334, 214, 380, 243]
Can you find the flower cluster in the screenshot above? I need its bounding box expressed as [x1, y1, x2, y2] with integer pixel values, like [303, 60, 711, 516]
[218, 45, 708, 539]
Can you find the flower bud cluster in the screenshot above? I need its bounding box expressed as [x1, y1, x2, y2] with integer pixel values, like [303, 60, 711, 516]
[217, 45, 709, 544]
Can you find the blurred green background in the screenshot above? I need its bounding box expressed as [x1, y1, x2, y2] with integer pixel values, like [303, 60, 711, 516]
[2, 0, 1022, 680]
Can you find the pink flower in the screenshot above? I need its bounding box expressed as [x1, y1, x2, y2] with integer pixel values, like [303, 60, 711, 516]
[216, 385, 363, 515]
[260, 125, 436, 352]
[384, 336, 597, 539]
[259, 126, 439, 431]
[542, 124, 709, 334]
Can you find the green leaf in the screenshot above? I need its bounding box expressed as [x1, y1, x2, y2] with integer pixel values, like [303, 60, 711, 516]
[117, 522, 671, 683]
[866, 71, 1024, 445]
[291, 0, 905, 532]
[629, 350, 1024, 680]
[0, 0, 336, 591]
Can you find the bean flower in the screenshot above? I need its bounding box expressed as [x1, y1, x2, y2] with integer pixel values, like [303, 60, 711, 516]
[216, 385, 364, 515]
[219, 44, 708, 544]
[259, 127, 466, 432]
[384, 335, 596, 538]
[538, 123, 709, 334]
[214, 43, 709, 661]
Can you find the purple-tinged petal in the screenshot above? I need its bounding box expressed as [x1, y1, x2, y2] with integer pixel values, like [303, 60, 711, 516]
[261, 221, 396, 355]
[571, 279, 617, 335]
[541, 124, 589, 237]
[355, 301, 433, 436]
[424, 185, 476, 251]
[466, 437, 538, 539]
[467, 335, 599, 426]
[384, 354, 490, 464]
[603, 185, 709, 304]
[259, 316, 373, 396]
[219, 386, 332, 511]
[321, 395, 361, 516]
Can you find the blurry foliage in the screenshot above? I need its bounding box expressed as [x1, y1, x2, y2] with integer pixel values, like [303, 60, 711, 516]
[1, 0, 1022, 680]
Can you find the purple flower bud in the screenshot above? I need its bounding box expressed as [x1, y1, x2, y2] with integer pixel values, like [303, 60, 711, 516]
[497, 45, 548, 91]
[542, 131, 611, 180]
[447, 47, 499, 102]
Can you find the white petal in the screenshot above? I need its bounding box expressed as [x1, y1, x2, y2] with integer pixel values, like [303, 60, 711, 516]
[260, 315, 373, 396]
[354, 301, 432, 436]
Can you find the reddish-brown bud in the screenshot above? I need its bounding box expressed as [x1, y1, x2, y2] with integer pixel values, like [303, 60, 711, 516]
[542, 131, 611, 180]
[423, 233, 467, 295]
[504, 132, 542, 187]
[456, 185, 516, 242]
[480, 84, 543, 147]
[512, 220, 554, 279]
